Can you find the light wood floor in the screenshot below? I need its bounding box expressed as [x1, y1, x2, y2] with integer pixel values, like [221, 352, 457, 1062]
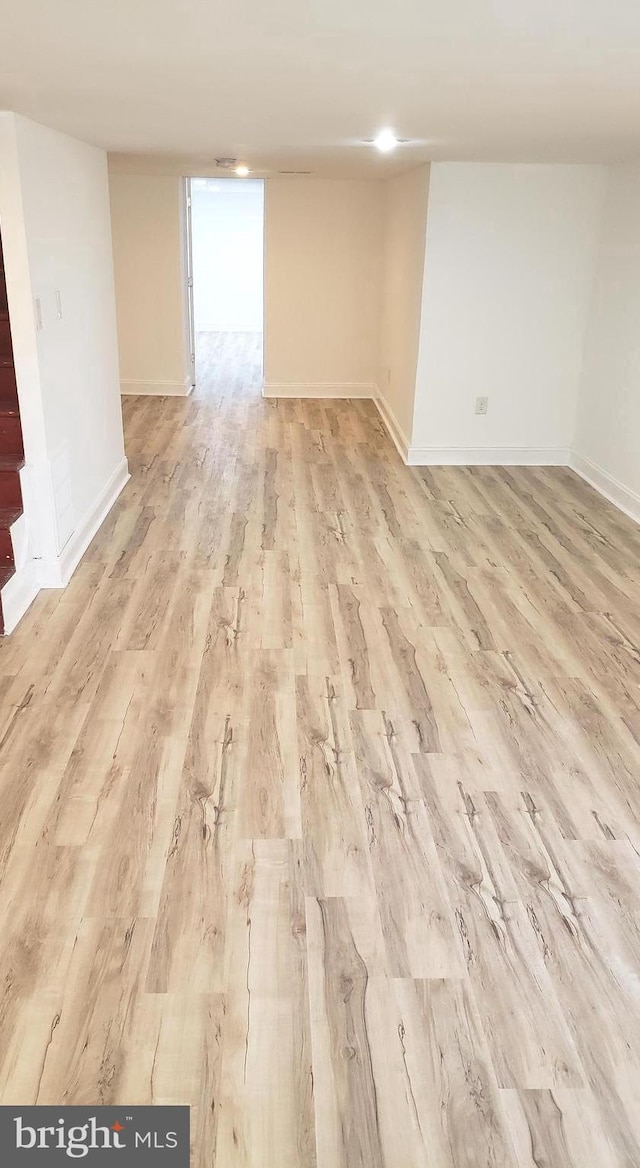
[1, 329, 640, 1166]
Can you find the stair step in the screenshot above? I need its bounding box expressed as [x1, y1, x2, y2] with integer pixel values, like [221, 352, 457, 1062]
[0, 411, 23, 458]
[0, 506, 21, 526]
[0, 400, 19, 417]
[0, 523, 15, 563]
[0, 503, 22, 571]
[0, 455, 25, 471]
[0, 374, 18, 408]
[0, 319, 12, 361]
[0, 466, 22, 509]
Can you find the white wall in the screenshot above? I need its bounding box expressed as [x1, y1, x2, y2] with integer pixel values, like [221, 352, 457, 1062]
[0, 112, 127, 625]
[263, 177, 383, 394]
[15, 117, 127, 534]
[411, 163, 607, 462]
[378, 164, 430, 447]
[573, 166, 640, 517]
[109, 172, 191, 395]
[191, 178, 263, 333]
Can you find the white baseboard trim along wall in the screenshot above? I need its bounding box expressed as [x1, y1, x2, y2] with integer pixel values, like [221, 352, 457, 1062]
[569, 451, 640, 526]
[373, 395, 569, 467]
[0, 560, 39, 636]
[0, 512, 39, 636]
[373, 394, 412, 462]
[121, 378, 194, 396]
[260, 383, 639, 528]
[36, 458, 131, 588]
[1, 458, 131, 633]
[372, 391, 639, 524]
[405, 445, 570, 466]
[262, 382, 377, 399]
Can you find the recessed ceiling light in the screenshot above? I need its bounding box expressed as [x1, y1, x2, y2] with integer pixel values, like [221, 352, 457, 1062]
[373, 129, 399, 153]
[235, 165, 250, 177]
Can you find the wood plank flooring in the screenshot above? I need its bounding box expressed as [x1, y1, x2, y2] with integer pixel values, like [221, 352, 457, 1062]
[1, 329, 640, 1165]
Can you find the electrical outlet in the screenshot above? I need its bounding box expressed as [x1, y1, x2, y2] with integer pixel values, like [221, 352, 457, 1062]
[475, 396, 489, 415]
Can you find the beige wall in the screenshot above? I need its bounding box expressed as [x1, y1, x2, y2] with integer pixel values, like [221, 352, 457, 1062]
[378, 165, 430, 443]
[263, 177, 383, 393]
[108, 167, 384, 397]
[109, 172, 191, 394]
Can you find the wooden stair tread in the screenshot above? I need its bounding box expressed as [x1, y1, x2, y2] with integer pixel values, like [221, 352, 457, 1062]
[0, 566, 14, 590]
[0, 457, 25, 471]
[0, 401, 19, 417]
[0, 507, 21, 528]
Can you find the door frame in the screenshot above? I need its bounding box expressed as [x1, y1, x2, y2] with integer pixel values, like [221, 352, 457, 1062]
[183, 176, 266, 387]
[182, 176, 196, 388]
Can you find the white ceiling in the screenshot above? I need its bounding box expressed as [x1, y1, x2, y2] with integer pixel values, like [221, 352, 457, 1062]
[2, 0, 640, 175]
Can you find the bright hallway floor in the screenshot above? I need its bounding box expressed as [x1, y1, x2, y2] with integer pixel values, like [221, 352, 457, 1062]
[1, 332, 640, 1165]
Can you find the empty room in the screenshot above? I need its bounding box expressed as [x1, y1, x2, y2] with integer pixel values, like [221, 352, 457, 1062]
[190, 175, 265, 389]
[0, 2, 639, 1165]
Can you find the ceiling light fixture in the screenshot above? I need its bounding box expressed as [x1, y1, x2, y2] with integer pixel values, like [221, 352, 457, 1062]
[373, 129, 399, 153]
[235, 164, 250, 177]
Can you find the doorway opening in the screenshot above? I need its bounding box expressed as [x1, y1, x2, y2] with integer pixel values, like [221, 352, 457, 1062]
[187, 177, 264, 394]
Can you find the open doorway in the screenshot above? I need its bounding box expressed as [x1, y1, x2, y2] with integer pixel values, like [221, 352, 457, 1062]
[187, 177, 264, 392]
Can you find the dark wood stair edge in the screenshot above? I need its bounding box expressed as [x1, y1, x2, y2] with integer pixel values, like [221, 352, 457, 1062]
[0, 507, 21, 527]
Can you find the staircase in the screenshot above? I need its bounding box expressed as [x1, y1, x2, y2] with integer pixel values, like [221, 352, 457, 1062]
[0, 234, 25, 634]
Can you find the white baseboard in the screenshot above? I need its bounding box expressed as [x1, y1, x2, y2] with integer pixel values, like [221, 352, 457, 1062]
[373, 396, 569, 469]
[373, 394, 411, 462]
[569, 451, 640, 525]
[405, 445, 570, 466]
[372, 403, 639, 527]
[1, 510, 39, 634]
[37, 458, 130, 588]
[121, 378, 193, 397]
[262, 381, 377, 399]
[0, 556, 39, 635]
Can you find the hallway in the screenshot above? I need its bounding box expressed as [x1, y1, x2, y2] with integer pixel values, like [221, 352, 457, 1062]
[1, 332, 640, 1165]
